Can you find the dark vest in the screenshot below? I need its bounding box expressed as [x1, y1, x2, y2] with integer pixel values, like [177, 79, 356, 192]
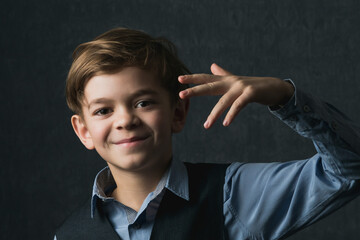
[56, 163, 229, 240]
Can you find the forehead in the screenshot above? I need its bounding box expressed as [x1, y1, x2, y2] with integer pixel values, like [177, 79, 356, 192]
[83, 67, 169, 104]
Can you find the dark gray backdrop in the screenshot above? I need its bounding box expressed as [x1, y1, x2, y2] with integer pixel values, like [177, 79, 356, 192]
[1, 0, 360, 239]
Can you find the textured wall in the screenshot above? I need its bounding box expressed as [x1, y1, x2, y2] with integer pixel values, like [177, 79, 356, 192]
[1, 0, 360, 239]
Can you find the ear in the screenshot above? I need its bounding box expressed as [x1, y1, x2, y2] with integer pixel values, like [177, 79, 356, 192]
[171, 98, 190, 133]
[71, 115, 95, 150]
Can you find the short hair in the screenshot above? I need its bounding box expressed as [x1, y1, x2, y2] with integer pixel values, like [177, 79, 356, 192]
[66, 27, 190, 115]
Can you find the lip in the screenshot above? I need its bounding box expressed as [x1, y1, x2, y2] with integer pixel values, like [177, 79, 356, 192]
[113, 135, 150, 147]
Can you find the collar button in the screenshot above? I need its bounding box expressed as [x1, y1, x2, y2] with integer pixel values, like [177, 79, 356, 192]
[132, 223, 141, 229]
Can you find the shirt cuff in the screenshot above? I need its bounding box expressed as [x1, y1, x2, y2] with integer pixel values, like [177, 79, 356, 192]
[268, 78, 297, 115]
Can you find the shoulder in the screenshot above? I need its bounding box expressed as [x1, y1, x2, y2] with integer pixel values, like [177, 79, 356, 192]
[55, 198, 93, 239]
[183, 162, 230, 191]
[55, 197, 119, 239]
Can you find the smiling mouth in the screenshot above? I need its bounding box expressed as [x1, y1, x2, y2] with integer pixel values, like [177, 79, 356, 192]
[114, 135, 150, 147]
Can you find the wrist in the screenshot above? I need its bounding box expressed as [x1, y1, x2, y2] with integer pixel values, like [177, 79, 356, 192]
[281, 81, 295, 105]
[270, 81, 295, 109]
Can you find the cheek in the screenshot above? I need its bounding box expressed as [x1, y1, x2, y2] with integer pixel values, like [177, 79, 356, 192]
[151, 111, 173, 135]
[88, 122, 111, 142]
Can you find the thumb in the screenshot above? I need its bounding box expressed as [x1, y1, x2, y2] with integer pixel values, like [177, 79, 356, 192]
[210, 63, 232, 76]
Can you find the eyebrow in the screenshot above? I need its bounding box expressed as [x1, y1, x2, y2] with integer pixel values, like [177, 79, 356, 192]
[87, 98, 112, 110]
[131, 89, 159, 99]
[87, 89, 160, 109]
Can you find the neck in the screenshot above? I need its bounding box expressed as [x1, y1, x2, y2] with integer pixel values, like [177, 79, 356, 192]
[108, 160, 170, 212]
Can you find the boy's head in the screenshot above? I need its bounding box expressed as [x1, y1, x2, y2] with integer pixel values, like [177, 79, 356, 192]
[66, 27, 190, 116]
[66, 28, 190, 173]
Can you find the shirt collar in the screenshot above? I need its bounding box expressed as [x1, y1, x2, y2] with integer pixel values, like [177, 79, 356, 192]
[91, 166, 115, 218]
[90, 159, 189, 218]
[165, 158, 189, 201]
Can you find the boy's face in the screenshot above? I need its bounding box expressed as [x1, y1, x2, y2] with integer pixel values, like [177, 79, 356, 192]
[71, 67, 188, 174]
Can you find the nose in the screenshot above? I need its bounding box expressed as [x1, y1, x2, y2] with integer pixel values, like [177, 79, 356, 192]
[113, 108, 140, 130]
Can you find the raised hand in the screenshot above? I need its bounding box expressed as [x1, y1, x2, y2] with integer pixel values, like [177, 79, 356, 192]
[178, 63, 294, 129]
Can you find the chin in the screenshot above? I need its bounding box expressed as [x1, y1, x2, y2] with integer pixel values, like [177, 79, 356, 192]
[104, 151, 171, 173]
[107, 156, 153, 172]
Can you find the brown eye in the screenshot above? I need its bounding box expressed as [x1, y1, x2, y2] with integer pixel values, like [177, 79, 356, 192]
[135, 100, 152, 108]
[95, 108, 111, 116]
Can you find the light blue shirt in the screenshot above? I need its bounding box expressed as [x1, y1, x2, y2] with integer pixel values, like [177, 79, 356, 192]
[55, 83, 360, 240]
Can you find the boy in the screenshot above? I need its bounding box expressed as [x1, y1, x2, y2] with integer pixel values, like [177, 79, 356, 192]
[55, 27, 360, 240]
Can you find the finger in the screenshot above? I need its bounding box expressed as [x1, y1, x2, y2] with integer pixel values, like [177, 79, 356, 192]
[179, 81, 227, 99]
[178, 74, 221, 85]
[223, 92, 251, 126]
[210, 63, 232, 76]
[204, 91, 239, 129]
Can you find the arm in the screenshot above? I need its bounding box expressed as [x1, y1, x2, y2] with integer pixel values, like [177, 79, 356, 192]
[179, 64, 360, 239]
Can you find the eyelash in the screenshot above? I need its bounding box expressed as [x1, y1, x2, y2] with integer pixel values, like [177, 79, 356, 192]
[93, 100, 154, 116]
[135, 100, 154, 108]
[94, 108, 112, 116]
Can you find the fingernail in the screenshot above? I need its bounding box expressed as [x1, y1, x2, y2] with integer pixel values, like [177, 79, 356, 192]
[204, 120, 209, 128]
[181, 90, 188, 96]
[223, 119, 228, 126]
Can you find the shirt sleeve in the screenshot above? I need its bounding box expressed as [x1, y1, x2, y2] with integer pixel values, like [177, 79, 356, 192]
[223, 81, 360, 240]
